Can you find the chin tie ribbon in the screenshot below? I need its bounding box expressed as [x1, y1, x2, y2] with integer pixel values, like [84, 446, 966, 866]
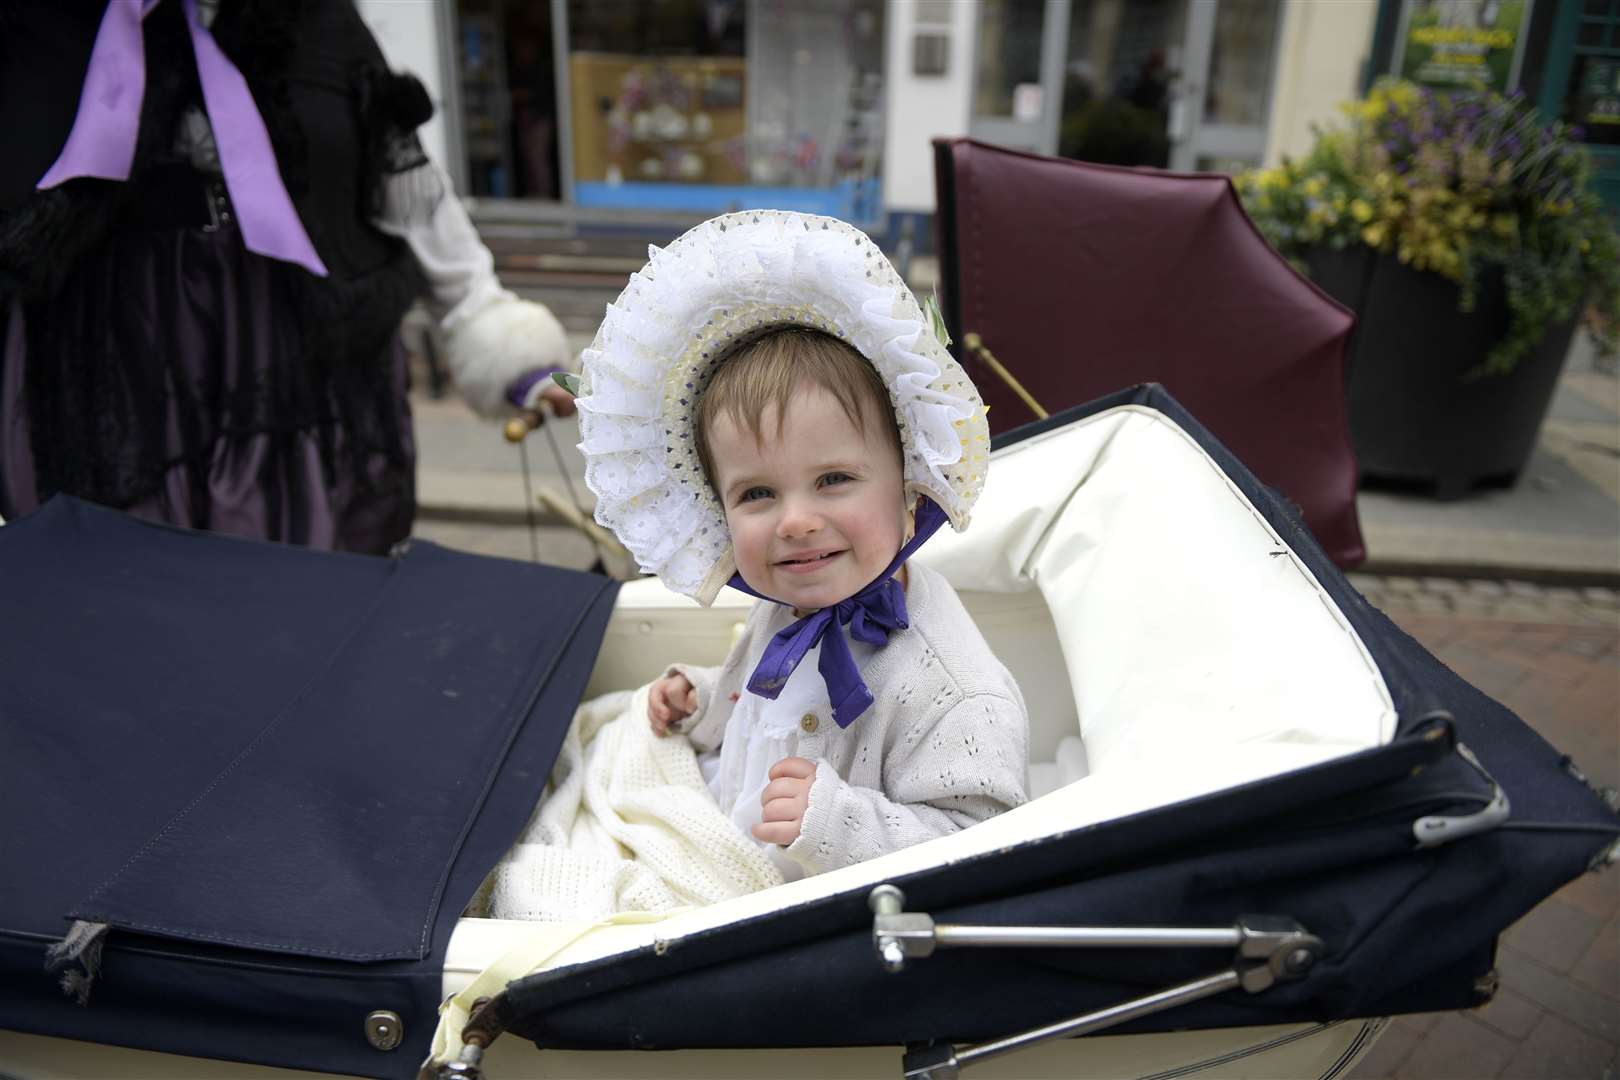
[732, 498, 947, 728]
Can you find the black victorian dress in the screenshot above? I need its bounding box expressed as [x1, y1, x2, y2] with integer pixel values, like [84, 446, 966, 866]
[0, 0, 437, 553]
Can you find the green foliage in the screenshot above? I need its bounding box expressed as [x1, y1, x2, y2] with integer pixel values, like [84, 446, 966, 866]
[1235, 79, 1620, 376]
[923, 290, 952, 349]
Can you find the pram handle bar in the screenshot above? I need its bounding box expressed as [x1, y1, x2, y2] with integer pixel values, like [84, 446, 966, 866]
[869, 886, 1323, 1080]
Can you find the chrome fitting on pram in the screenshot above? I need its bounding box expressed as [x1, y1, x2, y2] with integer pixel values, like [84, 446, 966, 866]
[868, 884, 1322, 1079]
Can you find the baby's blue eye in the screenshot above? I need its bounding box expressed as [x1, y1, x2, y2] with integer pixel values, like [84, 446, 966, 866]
[819, 472, 853, 487]
[739, 486, 773, 503]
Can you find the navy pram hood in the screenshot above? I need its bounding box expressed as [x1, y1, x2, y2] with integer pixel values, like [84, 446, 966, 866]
[0, 497, 618, 1076]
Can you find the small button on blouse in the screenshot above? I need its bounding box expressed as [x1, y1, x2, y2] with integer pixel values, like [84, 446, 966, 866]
[799, 712, 819, 734]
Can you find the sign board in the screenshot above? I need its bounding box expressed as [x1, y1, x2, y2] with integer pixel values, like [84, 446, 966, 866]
[1577, 57, 1620, 139]
[1393, 0, 1534, 93]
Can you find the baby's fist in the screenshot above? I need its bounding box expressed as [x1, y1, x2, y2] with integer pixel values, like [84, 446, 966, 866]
[647, 672, 697, 735]
[752, 757, 815, 846]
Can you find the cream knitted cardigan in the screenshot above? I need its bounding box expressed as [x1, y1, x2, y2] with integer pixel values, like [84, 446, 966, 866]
[672, 563, 1030, 877]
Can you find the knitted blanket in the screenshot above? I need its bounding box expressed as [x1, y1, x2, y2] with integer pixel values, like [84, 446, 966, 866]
[481, 686, 785, 922]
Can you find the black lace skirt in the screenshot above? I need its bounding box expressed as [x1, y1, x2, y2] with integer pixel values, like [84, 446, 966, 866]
[1, 219, 420, 554]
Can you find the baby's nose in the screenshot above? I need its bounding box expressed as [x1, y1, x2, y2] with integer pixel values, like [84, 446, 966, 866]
[776, 500, 822, 538]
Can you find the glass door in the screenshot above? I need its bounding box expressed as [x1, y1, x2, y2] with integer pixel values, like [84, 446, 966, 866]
[1049, 0, 1280, 171]
[970, 0, 1073, 154]
[1170, 0, 1282, 172]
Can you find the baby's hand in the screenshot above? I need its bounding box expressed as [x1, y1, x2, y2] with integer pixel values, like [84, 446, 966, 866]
[647, 672, 697, 736]
[752, 757, 815, 846]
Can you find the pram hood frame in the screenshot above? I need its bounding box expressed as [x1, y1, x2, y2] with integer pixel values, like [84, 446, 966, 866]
[1, 385, 1615, 1080]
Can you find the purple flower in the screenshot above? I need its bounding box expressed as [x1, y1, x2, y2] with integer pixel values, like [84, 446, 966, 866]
[1572, 125, 1587, 141]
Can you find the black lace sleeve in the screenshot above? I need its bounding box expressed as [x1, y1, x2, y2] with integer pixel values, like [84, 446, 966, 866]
[357, 67, 446, 225]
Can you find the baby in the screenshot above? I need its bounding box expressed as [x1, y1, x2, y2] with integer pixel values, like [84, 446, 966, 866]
[642, 327, 1029, 880]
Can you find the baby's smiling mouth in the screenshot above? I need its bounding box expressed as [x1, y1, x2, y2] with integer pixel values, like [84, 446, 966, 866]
[776, 549, 844, 568]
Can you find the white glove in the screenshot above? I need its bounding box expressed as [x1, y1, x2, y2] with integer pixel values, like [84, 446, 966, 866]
[374, 162, 570, 417]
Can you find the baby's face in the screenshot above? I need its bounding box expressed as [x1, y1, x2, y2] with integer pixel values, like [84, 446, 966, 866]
[708, 384, 906, 610]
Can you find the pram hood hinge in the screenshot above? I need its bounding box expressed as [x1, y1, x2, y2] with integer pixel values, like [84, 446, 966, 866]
[1412, 742, 1511, 848]
[870, 885, 1323, 1079]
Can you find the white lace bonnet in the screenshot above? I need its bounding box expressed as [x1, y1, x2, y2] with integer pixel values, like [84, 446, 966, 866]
[576, 210, 990, 605]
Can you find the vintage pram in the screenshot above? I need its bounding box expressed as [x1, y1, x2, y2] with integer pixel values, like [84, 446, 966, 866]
[1, 384, 1616, 1080]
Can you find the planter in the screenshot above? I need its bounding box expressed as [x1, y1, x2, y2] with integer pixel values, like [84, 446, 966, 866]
[1307, 247, 1578, 500]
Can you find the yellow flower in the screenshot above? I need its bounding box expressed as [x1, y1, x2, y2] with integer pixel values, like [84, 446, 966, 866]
[1254, 168, 1284, 191]
[1302, 176, 1326, 197]
[1350, 199, 1374, 223]
[1490, 214, 1517, 239]
[1361, 222, 1389, 248]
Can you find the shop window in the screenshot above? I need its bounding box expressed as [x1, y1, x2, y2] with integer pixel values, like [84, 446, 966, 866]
[455, 0, 560, 200]
[1567, 9, 1620, 148]
[568, 0, 883, 220]
[453, 0, 884, 219]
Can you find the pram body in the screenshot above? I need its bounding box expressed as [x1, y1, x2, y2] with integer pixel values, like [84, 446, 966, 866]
[1, 386, 1614, 1080]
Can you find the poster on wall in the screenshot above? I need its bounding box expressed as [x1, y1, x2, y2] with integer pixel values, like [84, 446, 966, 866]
[1575, 57, 1620, 146]
[1392, 0, 1534, 93]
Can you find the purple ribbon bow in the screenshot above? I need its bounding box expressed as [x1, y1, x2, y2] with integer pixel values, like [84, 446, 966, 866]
[37, 0, 328, 277]
[731, 497, 948, 729]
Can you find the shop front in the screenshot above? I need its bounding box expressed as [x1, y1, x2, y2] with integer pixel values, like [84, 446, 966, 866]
[444, 0, 886, 225]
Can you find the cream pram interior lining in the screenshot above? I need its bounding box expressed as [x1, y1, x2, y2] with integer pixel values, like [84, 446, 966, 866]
[445, 405, 1396, 988]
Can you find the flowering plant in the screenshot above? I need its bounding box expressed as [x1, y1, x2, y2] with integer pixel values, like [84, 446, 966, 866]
[1237, 80, 1620, 375]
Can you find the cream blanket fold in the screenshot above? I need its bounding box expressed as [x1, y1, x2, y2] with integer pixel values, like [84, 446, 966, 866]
[482, 686, 785, 922]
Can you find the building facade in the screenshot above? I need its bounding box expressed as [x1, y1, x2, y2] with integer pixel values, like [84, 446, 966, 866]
[361, 0, 1324, 225]
[359, 1, 1619, 226]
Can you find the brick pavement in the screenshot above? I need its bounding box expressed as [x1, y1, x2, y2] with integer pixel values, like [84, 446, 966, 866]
[1348, 582, 1620, 1080]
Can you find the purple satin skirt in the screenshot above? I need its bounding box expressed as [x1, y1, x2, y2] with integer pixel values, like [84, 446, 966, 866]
[1, 221, 415, 554]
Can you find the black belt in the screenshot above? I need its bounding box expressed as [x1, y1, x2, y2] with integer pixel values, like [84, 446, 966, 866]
[115, 164, 234, 231]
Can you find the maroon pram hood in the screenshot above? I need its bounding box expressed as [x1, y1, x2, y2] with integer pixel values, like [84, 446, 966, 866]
[933, 137, 1365, 568]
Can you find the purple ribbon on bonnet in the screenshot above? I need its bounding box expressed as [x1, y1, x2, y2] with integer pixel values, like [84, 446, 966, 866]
[728, 497, 949, 729]
[36, 0, 329, 277]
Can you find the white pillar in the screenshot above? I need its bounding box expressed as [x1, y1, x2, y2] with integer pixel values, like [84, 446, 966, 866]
[1262, 0, 1378, 167]
[883, 0, 979, 213]
[355, 0, 452, 172]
